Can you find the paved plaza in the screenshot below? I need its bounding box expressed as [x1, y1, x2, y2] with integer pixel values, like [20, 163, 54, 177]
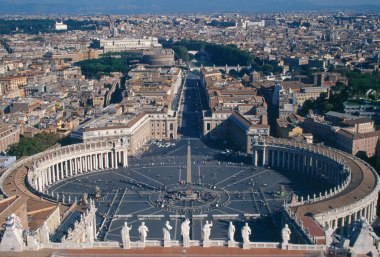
[49, 138, 330, 243]
[47, 75, 330, 245]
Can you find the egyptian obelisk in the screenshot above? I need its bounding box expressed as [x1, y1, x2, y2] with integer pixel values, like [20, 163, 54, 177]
[186, 141, 192, 196]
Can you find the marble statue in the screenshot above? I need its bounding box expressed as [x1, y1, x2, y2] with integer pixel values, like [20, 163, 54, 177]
[228, 221, 235, 242]
[281, 224, 291, 245]
[122, 137, 128, 147]
[67, 228, 74, 240]
[81, 193, 88, 205]
[181, 218, 191, 246]
[163, 221, 172, 242]
[324, 224, 334, 246]
[202, 220, 213, 241]
[121, 222, 132, 249]
[95, 186, 101, 198]
[241, 223, 251, 244]
[138, 222, 149, 242]
[349, 217, 378, 255]
[0, 213, 25, 251]
[40, 221, 50, 244]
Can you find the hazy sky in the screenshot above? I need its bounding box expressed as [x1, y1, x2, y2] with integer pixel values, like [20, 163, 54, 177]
[0, 0, 379, 14]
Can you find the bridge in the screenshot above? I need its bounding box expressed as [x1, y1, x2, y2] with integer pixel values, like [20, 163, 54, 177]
[190, 65, 251, 74]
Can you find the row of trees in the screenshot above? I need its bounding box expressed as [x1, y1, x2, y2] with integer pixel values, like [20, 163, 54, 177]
[344, 70, 380, 97]
[169, 40, 254, 66]
[7, 133, 59, 159]
[75, 52, 142, 79]
[0, 19, 102, 35]
[169, 40, 284, 75]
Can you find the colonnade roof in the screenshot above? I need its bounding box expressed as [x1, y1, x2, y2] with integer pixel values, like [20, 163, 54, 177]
[290, 149, 377, 217]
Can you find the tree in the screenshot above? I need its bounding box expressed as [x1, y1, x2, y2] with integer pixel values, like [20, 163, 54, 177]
[74, 53, 142, 79]
[7, 133, 59, 159]
[173, 45, 190, 61]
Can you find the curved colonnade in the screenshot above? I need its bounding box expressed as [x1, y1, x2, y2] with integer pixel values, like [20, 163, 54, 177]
[252, 137, 380, 231]
[1, 136, 378, 241]
[26, 140, 128, 194]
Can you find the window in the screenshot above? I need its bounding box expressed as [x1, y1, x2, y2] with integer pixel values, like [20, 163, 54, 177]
[207, 123, 211, 131]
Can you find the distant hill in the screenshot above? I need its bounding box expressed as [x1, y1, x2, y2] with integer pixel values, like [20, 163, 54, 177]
[0, 0, 379, 14]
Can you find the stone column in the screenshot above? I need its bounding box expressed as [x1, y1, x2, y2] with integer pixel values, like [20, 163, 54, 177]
[58, 162, 62, 179]
[35, 177, 40, 191]
[69, 159, 73, 176]
[89, 155, 93, 171]
[80, 157, 84, 172]
[111, 151, 115, 169]
[44, 170, 48, 188]
[47, 167, 52, 185]
[371, 201, 376, 222]
[345, 215, 351, 235]
[252, 150, 258, 166]
[65, 160, 69, 178]
[84, 156, 88, 172]
[52, 165, 56, 183]
[309, 156, 313, 175]
[122, 151, 128, 168]
[40, 173, 45, 190]
[105, 153, 109, 169]
[76, 158, 79, 173]
[53, 164, 57, 181]
[262, 148, 266, 167]
[114, 151, 118, 168]
[38, 176, 42, 191]
[99, 154, 103, 170]
[373, 201, 376, 222]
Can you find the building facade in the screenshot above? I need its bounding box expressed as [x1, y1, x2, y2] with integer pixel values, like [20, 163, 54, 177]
[0, 125, 20, 152]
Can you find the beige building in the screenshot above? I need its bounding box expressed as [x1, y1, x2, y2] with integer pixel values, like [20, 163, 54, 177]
[336, 129, 380, 158]
[0, 76, 28, 95]
[0, 125, 20, 152]
[292, 86, 329, 108]
[126, 66, 182, 112]
[203, 110, 269, 153]
[92, 37, 161, 53]
[303, 112, 380, 158]
[200, 67, 269, 153]
[74, 112, 178, 155]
